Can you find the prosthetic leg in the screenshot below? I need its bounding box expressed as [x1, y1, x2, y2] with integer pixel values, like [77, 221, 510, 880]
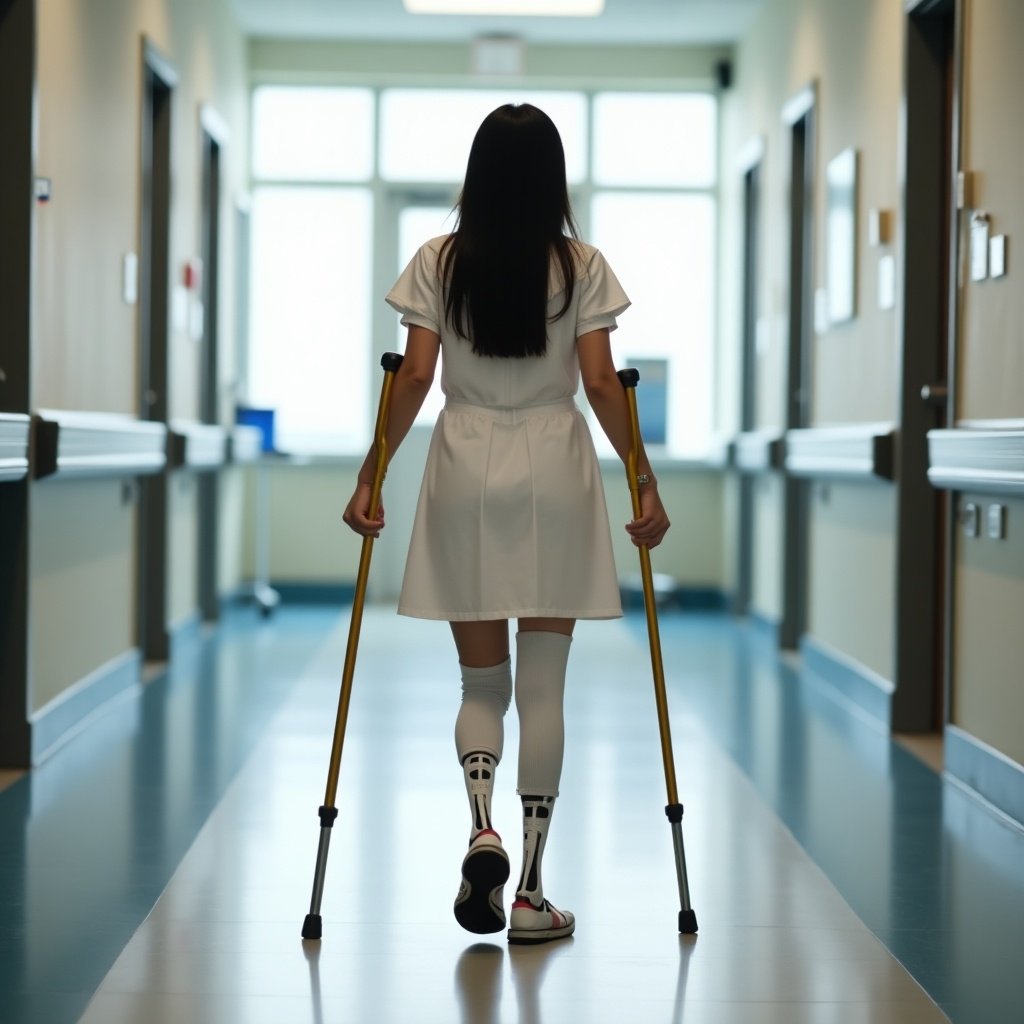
[617, 368, 698, 935]
[301, 352, 404, 941]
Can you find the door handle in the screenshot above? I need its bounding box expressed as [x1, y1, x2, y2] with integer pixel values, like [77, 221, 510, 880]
[920, 383, 948, 406]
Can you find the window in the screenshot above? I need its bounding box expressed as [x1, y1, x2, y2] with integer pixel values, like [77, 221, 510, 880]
[590, 193, 716, 456]
[379, 89, 588, 183]
[247, 85, 718, 458]
[248, 187, 373, 452]
[252, 87, 374, 181]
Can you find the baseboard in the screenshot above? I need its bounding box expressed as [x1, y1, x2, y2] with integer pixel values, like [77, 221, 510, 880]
[800, 634, 894, 728]
[30, 648, 141, 764]
[619, 577, 729, 612]
[746, 608, 781, 645]
[169, 612, 202, 662]
[271, 581, 357, 605]
[945, 724, 1024, 829]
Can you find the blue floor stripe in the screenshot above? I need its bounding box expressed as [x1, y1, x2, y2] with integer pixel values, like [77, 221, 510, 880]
[0, 605, 341, 1024]
[634, 612, 1024, 1024]
[2, 607, 1023, 1023]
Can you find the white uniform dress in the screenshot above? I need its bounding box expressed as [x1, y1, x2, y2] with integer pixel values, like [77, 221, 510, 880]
[386, 235, 630, 621]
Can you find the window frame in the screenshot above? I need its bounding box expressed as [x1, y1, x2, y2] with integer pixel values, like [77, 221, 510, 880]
[246, 80, 721, 460]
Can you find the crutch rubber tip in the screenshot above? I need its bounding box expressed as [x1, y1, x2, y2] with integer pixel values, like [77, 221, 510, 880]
[381, 352, 404, 373]
[679, 909, 698, 934]
[301, 914, 323, 941]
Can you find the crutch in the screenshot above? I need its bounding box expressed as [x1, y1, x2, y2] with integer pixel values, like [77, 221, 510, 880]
[302, 351, 404, 942]
[617, 367, 698, 935]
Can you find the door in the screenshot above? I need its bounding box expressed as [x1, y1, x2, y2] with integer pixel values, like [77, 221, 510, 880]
[895, 0, 960, 731]
[137, 42, 176, 662]
[736, 143, 764, 616]
[0, 0, 34, 765]
[780, 86, 817, 650]
[197, 113, 224, 622]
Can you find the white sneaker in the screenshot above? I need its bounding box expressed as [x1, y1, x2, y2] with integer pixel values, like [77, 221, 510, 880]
[453, 829, 510, 934]
[507, 898, 575, 945]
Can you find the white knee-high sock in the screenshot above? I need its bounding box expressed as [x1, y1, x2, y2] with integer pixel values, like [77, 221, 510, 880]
[516, 794, 556, 907]
[514, 631, 572, 797]
[455, 659, 512, 841]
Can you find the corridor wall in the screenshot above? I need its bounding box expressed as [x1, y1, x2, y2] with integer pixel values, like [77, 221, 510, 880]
[20, 0, 249, 754]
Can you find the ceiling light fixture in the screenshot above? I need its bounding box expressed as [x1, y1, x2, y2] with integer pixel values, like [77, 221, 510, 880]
[404, 1, 604, 16]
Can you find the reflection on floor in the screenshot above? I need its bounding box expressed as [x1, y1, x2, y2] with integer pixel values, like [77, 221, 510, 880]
[2, 605, 1022, 1023]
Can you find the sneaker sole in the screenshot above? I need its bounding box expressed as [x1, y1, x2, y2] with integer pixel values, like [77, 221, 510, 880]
[454, 848, 510, 934]
[507, 920, 575, 945]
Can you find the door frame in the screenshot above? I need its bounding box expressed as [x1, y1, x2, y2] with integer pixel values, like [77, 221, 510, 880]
[0, 0, 35, 765]
[137, 39, 177, 662]
[735, 135, 765, 616]
[197, 104, 228, 623]
[780, 83, 817, 650]
[897, 0, 964, 730]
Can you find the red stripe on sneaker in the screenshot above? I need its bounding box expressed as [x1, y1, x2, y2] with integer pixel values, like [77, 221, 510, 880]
[549, 908, 563, 928]
[512, 900, 534, 910]
[475, 829, 501, 841]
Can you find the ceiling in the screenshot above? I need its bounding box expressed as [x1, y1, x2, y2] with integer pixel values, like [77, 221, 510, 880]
[229, 0, 765, 46]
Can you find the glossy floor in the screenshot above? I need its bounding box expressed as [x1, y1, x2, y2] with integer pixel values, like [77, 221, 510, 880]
[2, 607, 1022, 1022]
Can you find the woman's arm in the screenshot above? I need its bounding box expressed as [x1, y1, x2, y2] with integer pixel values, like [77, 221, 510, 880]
[343, 325, 440, 537]
[577, 328, 670, 549]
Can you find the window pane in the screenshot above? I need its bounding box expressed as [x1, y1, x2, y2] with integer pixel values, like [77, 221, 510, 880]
[397, 205, 457, 424]
[252, 87, 374, 181]
[249, 187, 373, 451]
[380, 89, 587, 183]
[593, 93, 716, 187]
[590, 192, 716, 456]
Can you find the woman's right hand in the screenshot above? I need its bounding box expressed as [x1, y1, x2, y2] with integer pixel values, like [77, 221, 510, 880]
[342, 482, 385, 538]
[624, 484, 670, 549]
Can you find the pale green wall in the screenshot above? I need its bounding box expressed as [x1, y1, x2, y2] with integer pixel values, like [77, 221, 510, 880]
[243, 35, 731, 597]
[720, 0, 901, 658]
[29, 479, 136, 714]
[948, 1, 1024, 763]
[953, 495, 1024, 764]
[30, 0, 248, 715]
[806, 481, 896, 682]
[249, 38, 731, 86]
[250, 449, 724, 600]
[958, 1, 1024, 422]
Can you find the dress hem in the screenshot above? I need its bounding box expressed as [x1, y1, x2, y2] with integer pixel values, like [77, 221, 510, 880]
[397, 606, 624, 622]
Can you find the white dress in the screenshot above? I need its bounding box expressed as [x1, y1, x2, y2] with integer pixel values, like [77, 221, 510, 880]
[386, 235, 630, 621]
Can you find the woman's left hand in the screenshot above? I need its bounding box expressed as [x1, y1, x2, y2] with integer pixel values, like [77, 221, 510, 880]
[625, 484, 670, 549]
[342, 482, 385, 538]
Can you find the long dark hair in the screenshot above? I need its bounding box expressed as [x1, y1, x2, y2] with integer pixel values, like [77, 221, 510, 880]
[439, 104, 580, 358]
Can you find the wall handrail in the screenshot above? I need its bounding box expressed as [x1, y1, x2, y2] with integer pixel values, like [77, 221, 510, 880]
[168, 421, 229, 470]
[228, 425, 264, 464]
[32, 409, 167, 480]
[785, 423, 896, 481]
[927, 426, 1024, 495]
[0, 413, 31, 483]
[733, 429, 786, 473]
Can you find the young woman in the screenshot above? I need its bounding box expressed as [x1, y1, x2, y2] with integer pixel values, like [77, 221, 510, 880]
[343, 103, 669, 945]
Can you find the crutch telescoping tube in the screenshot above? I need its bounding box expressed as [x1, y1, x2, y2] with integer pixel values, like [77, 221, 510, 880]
[301, 351, 404, 942]
[617, 368, 698, 935]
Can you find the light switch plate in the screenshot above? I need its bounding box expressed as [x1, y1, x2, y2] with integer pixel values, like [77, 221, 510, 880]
[878, 254, 896, 310]
[987, 503, 1006, 540]
[961, 502, 980, 538]
[970, 213, 990, 281]
[990, 235, 1007, 278]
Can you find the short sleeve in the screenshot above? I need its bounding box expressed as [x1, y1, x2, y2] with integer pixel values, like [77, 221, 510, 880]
[386, 240, 443, 334]
[576, 248, 631, 336]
